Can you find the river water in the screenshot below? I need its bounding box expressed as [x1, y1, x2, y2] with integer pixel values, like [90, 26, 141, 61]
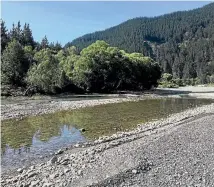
[1, 97, 213, 172]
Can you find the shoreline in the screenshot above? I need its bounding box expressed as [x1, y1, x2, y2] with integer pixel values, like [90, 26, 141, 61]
[1, 86, 214, 121]
[1, 102, 214, 186]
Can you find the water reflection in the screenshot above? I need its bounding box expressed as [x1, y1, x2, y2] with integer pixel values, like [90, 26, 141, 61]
[2, 125, 85, 157]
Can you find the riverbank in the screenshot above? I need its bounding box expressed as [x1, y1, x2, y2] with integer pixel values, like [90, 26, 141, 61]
[1, 86, 214, 121]
[1, 102, 214, 186]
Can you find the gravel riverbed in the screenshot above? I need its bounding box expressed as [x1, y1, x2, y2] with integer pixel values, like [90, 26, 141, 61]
[1, 102, 214, 187]
[1, 87, 214, 186]
[1, 96, 156, 121]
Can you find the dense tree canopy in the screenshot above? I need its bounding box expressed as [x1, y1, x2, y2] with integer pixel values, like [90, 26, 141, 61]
[1, 20, 161, 94]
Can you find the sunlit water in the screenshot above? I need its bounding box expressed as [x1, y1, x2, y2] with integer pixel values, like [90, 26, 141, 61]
[1, 97, 213, 172]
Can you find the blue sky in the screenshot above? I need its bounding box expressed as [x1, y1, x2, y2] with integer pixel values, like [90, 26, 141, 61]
[2, 1, 211, 46]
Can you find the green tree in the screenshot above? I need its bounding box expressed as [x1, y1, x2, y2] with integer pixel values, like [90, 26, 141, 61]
[22, 23, 35, 47]
[72, 41, 161, 92]
[1, 40, 28, 85]
[1, 19, 9, 53]
[26, 49, 64, 93]
[24, 45, 35, 66]
[40, 35, 49, 49]
[9, 21, 22, 43]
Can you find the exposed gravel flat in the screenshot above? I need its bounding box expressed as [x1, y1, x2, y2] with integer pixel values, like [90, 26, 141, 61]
[156, 86, 214, 99]
[1, 97, 154, 120]
[1, 103, 214, 187]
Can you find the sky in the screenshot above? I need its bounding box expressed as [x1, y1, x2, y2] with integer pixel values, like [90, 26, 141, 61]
[1, 1, 212, 46]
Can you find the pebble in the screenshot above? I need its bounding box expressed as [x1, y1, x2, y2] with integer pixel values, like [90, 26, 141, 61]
[50, 173, 59, 179]
[55, 149, 63, 155]
[17, 168, 23, 173]
[77, 170, 83, 176]
[30, 180, 40, 186]
[47, 156, 57, 165]
[74, 144, 80, 148]
[27, 172, 37, 178]
[64, 168, 71, 173]
[80, 128, 86, 132]
[132, 169, 138, 174]
[43, 183, 53, 187]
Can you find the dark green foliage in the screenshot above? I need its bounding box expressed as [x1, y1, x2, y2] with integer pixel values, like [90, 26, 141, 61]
[9, 21, 22, 44]
[26, 49, 64, 93]
[1, 40, 28, 85]
[1, 20, 9, 53]
[72, 41, 161, 92]
[40, 35, 49, 49]
[69, 3, 214, 84]
[22, 23, 35, 48]
[159, 73, 200, 88]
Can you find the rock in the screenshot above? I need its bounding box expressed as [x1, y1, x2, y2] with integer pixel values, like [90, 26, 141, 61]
[61, 160, 68, 165]
[55, 149, 63, 155]
[64, 168, 71, 173]
[47, 156, 57, 165]
[30, 180, 40, 186]
[132, 169, 138, 174]
[77, 170, 83, 176]
[17, 168, 23, 173]
[39, 163, 45, 167]
[74, 143, 80, 148]
[30, 166, 35, 170]
[43, 183, 53, 187]
[27, 172, 37, 178]
[50, 173, 59, 179]
[80, 128, 86, 132]
[60, 158, 69, 163]
[12, 178, 18, 183]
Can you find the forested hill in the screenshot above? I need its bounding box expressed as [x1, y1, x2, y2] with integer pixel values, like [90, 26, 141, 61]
[68, 3, 214, 83]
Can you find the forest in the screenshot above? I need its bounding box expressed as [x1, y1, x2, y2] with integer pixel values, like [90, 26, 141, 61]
[1, 3, 214, 96]
[69, 3, 214, 84]
[1, 21, 161, 95]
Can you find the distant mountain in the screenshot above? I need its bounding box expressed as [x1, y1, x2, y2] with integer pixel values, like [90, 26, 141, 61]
[66, 3, 214, 83]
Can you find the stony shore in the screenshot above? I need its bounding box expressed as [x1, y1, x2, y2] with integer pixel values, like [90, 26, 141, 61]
[1, 86, 214, 186]
[1, 96, 156, 121]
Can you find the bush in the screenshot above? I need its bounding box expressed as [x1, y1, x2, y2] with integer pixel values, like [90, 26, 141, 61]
[162, 73, 173, 82]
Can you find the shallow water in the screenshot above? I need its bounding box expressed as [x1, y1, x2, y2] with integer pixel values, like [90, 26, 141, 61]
[1, 97, 213, 172]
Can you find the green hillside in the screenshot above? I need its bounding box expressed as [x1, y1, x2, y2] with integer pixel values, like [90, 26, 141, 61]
[68, 3, 214, 83]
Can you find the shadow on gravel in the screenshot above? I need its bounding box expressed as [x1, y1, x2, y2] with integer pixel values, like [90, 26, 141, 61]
[88, 158, 154, 187]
